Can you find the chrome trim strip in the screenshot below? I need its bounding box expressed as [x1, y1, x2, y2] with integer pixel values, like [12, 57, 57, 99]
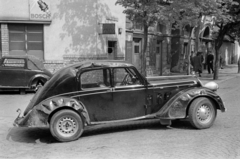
[146, 75, 194, 79]
[90, 114, 156, 125]
[43, 80, 197, 99]
[72, 87, 147, 97]
[152, 83, 196, 89]
[150, 80, 196, 86]
[72, 89, 112, 98]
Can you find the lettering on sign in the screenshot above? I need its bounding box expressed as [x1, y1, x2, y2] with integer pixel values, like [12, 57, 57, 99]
[29, 0, 51, 21]
[31, 14, 51, 19]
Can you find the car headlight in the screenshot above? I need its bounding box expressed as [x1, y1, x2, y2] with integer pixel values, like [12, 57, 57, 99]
[204, 81, 219, 91]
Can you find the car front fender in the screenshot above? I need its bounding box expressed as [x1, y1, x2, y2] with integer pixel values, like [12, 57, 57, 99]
[14, 97, 90, 127]
[155, 88, 226, 119]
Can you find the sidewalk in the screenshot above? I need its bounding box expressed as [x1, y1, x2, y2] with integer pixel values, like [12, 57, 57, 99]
[198, 64, 240, 84]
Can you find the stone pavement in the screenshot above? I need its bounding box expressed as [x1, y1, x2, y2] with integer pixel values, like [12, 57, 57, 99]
[198, 64, 240, 84]
[164, 64, 240, 84]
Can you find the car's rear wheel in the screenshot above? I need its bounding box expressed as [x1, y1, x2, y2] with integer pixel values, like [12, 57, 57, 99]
[188, 97, 217, 129]
[50, 109, 84, 142]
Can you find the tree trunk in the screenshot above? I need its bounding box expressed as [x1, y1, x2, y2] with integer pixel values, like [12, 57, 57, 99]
[238, 57, 240, 73]
[213, 23, 229, 80]
[142, 24, 148, 77]
[187, 27, 194, 75]
[214, 44, 220, 80]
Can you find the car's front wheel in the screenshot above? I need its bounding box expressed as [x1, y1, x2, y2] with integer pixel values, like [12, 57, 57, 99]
[35, 81, 44, 92]
[50, 109, 84, 142]
[188, 97, 217, 129]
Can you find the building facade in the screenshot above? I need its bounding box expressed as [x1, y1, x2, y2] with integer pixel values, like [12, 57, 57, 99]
[0, 0, 238, 74]
[0, 0, 126, 72]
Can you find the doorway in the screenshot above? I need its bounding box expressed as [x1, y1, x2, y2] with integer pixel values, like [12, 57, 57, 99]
[133, 38, 142, 71]
[107, 41, 117, 60]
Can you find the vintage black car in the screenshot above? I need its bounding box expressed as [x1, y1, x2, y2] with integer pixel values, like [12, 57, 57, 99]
[0, 55, 52, 93]
[14, 60, 226, 142]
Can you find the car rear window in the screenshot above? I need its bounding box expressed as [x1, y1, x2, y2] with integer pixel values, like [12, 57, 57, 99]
[27, 59, 39, 70]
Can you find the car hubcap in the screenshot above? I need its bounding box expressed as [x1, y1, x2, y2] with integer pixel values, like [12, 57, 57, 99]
[57, 117, 78, 137]
[196, 104, 212, 123]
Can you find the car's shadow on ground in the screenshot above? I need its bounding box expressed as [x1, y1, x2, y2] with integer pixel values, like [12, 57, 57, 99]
[7, 119, 193, 144]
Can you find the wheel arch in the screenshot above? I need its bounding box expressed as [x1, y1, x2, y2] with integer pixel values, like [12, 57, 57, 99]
[29, 74, 49, 87]
[41, 97, 91, 126]
[48, 106, 87, 127]
[17, 97, 91, 128]
[185, 96, 219, 117]
[156, 88, 225, 119]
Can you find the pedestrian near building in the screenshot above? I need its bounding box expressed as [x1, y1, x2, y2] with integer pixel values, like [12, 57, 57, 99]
[220, 55, 224, 69]
[207, 52, 214, 74]
[191, 51, 204, 77]
[190, 51, 195, 75]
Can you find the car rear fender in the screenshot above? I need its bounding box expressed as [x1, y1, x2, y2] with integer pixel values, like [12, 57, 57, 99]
[28, 74, 50, 87]
[14, 97, 90, 127]
[155, 88, 225, 119]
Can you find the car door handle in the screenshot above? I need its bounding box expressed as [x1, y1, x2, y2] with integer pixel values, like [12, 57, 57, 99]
[106, 88, 115, 92]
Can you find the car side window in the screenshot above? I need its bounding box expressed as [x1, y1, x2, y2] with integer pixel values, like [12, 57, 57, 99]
[27, 60, 39, 70]
[1, 59, 25, 68]
[81, 69, 110, 89]
[113, 68, 142, 86]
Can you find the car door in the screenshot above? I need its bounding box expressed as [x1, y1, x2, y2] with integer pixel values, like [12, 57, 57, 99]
[111, 67, 148, 120]
[78, 68, 114, 122]
[0, 58, 27, 87]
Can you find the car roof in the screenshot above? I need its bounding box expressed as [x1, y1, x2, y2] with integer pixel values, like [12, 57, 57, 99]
[68, 60, 134, 69]
[2, 55, 42, 60]
[2, 55, 28, 59]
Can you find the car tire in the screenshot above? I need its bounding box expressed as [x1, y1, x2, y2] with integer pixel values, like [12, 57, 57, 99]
[50, 109, 84, 142]
[35, 81, 44, 92]
[188, 97, 217, 129]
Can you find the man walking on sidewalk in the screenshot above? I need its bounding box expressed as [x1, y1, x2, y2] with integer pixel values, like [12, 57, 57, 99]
[207, 51, 214, 74]
[191, 51, 204, 77]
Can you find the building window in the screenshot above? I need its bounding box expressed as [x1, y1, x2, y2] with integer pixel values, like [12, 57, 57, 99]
[133, 18, 143, 30]
[133, 38, 141, 54]
[156, 40, 162, 54]
[0, 27, 1, 53]
[9, 24, 43, 51]
[157, 23, 166, 34]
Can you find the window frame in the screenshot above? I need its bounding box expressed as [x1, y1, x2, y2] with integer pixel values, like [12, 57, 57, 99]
[112, 67, 144, 87]
[9, 24, 43, 51]
[80, 68, 111, 90]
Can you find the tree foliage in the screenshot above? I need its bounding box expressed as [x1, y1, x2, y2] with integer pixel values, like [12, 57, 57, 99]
[209, 0, 240, 79]
[116, 0, 170, 76]
[169, 0, 240, 79]
[117, 0, 240, 79]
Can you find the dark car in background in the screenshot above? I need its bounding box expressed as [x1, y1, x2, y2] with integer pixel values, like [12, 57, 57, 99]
[0, 55, 52, 94]
[14, 60, 225, 142]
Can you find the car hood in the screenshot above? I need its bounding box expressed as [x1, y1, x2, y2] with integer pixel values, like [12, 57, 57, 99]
[146, 75, 200, 86]
[23, 66, 78, 115]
